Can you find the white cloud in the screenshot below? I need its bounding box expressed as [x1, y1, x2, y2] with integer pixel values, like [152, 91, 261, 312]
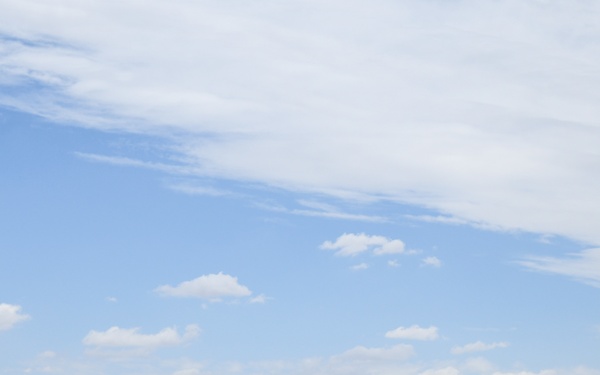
[334, 344, 415, 362]
[517, 248, 600, 288]
[385, 325, 439, 341]
[155, 272, 252, 299]
[351, 262, 369, 271]
[172, 370, 202, 375]
[5, 1, 600, 245]
[38, 351, 57, 359]
[388, 260, 400, 267]
[421, 368, 460, 375]
[168, 182, 231, 197]
[0, 303, 30, 331]
[258, 200, 387, 222]
[249, 294, 271, 304]
[82, 324, 200, 360]
[422, 256, 442, 268]
[451, 341, 509, 355]
[462, 357, 495, 373]
[83, 324, 199, 349]
[321, 233, 406, 257]
[75, 152, 194, 175]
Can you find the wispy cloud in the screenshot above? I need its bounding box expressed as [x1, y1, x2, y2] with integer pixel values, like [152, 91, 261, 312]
[168, 182, 232, 197]
[257, 200, 387, 223]
[451, 341, 509, 355]
[405, 215, 472, 226]
[75, 152, 195, 175]
[517, 248, 600, 288]
[3, 1, 600, 244]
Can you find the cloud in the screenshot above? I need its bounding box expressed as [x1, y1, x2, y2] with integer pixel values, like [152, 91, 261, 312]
[249, 294, 271, 304]
[257, 200, 387, 223]
[351, 262, 369, 271]
[385, 325, 439, 341]
[462, 357, 495, 373]
[451, 341, 509, 355]
[334, 344, 415, 362]
[420, 368, 460, 375]
[0, 303, 30, 331]
[168, 182, 232, 197]
[517, 248, 600, 288]
[83, 324, 199, 349]
[82, 326, 200, 361]
[172, 369, 202, 375]
[155, 272, 252, 300]
[75, 152, 195, 175]
[492, 372, 558, 375]
[406, 215, 500, 232]
[4, 1, 600, 245]
[38, 351, 57, 359]
[320, 233, 407, 257]
[422, 256, 442, 268]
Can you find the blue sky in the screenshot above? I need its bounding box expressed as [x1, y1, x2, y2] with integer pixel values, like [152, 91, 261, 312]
[1, 1, 600, 374]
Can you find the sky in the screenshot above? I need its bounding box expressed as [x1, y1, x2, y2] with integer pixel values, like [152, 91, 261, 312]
[1, 0, 600, 374]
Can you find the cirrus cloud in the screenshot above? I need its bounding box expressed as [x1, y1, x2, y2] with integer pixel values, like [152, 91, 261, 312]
[517, 248, 600, 288]
[3, 1, 600, 246]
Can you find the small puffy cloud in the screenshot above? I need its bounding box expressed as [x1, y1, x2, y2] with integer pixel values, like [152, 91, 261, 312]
[373, 240, 406, 255]
[335, 344, 415, 362]
[388, 260, 400, 267]
[320, 233, 406, 257]
[351, 263, 369, 271]
[452, 341, 509, 355]
[385, 325, 439, 341]
[83, 324, 200, 349]
[422, 256, 442, 268]
[518, 248, 600, 288]
[0, 303, 30, 331]
[155, 272, 252, 299]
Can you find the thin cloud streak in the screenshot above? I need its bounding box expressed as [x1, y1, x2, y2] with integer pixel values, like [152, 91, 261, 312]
[518, 248, 600, 288]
